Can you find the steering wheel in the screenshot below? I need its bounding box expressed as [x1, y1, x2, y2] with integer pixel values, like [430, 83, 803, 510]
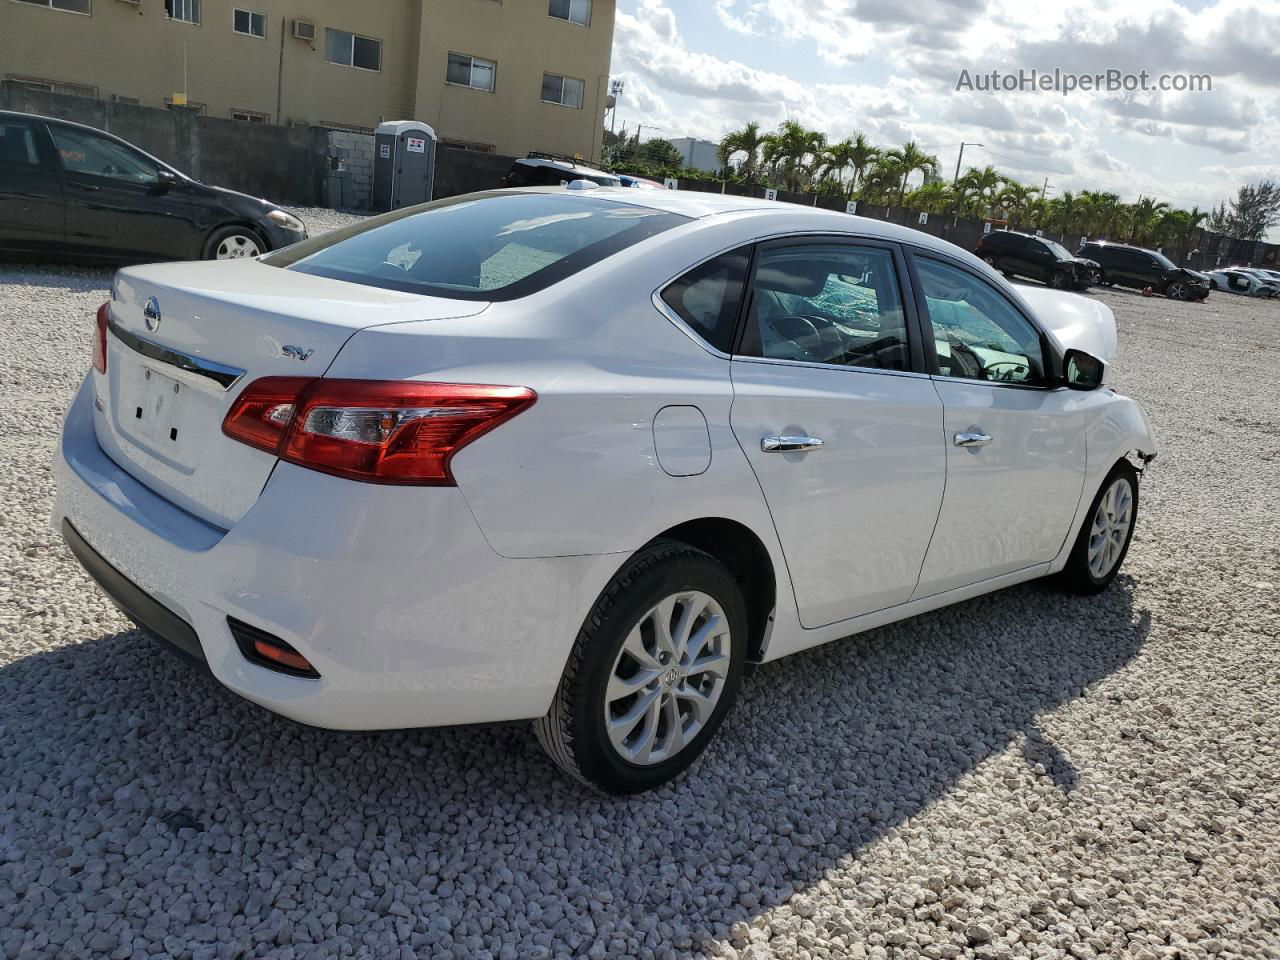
[985, 360, 1031, 382]
[765, 315, 824, 360]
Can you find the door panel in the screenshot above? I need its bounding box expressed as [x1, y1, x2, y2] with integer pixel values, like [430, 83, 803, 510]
[914, 380, 1086, 595]
[729, 239, 944, 628]
[49, 124, 195, 260]
[732, 363, 945, 625]
[0, 116, 64, 253]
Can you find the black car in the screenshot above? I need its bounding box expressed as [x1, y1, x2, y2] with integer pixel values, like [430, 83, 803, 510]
[0, 110, 306, 264]
[975, 230, 1098, 290]
[501, 153, 622, 188]
[1075, 241, 1207, 301]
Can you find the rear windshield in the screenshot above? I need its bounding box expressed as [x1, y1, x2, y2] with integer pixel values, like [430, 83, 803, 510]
[265, 192, 686, 300]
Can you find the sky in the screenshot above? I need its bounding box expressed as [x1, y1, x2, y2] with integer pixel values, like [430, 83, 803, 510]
[608, 0, 1280, 222]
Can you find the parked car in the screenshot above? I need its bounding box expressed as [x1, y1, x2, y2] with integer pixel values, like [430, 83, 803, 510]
[975, 230, 1098, 290]
[1204, 269, 1278, 298]
[54, 188, 1156, 793]
[618, 173, 667, 189]
[1075, 241, 1207, 300]
[0, 110, 306, 264]
[501, 153, 622, 188]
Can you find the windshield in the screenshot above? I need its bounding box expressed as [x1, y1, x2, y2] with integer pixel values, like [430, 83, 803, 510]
[265, 192, 686, 300]
[1149, 250, 1177, 269]
[1042, 239, 1072, 260]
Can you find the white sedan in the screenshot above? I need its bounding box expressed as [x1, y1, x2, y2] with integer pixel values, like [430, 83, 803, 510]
[1206, 268, 1278, 297]
[53, 187, 1156, 793]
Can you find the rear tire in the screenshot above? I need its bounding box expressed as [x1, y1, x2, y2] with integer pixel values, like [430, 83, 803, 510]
[1059, 462, 1139, 594]
[533, 540, 748, 794]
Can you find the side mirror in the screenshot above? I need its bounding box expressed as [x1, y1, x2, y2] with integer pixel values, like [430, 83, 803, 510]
[1063, 349, 1104, 390]
[155, 168, 180, 189]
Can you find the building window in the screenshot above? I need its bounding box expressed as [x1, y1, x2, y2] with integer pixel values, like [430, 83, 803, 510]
[441, 138, 496, 154]
[112, 94, 140, 106]
[324, 28, 382, 72]
[165, 0, 200, 23]
[233, 8, 266, 37]
[541, 73, 584, 108]
[548, 0, 590, 25]
[13, 0, 91, 12]
[231, 108, 268, 123]
[446, 53, 495, 92]
[6, 75, 98, 98]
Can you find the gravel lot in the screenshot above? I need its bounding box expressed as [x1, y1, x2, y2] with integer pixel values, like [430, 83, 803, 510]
[1, 209, 1278, 960]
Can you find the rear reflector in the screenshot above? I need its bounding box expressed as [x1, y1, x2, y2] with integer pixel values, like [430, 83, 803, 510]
[222, 378, 536, 485]
[227, 617, 319, 679]
[93, 302, 109, 374]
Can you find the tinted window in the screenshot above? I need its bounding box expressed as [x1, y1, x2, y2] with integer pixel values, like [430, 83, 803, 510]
[660, 249, 749, 353]
[0, 119, 38, 165]
[917, 257, 1045, 385]
[49, 126, 158, 183]
[1043, 239, 1072, 259]
[266, 193, 688, 301]
[738, 243, 909, 370]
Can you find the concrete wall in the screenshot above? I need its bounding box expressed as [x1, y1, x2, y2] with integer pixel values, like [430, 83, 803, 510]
[0, 0, 614, 161]
[2, 83, 327, 206]
[325, 130, 375, 208]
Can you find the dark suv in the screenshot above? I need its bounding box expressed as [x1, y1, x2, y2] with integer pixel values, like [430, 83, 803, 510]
[1076, 241, 1208, 300]
[501, 153, 621, 188]
[975, 230, 1098, 290]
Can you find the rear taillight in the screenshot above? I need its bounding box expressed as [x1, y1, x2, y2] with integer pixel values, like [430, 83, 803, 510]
[93, 302, 109, 374]
[222, 378, 536, 485]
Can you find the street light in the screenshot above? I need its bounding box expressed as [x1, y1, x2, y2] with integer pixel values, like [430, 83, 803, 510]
[953, 142, 983, 184]
[608, 79, 624, 136]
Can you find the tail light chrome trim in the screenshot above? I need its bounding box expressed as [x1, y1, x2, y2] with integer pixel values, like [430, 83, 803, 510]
[107, 318, 246, 391]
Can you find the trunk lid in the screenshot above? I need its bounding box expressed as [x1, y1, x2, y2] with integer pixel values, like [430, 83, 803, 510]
[96, 259, 488, 528]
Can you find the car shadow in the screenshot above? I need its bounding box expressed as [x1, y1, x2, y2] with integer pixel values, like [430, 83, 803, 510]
[0, 575, 1149, 955]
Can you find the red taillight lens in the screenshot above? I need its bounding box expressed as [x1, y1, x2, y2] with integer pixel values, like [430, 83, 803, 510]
[93, 302, 110, 374]
[222, 378, 536, 485]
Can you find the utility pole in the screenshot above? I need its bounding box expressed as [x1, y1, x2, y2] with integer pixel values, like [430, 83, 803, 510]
[953, 142, 982, 183]
[608, 79, 624, 137]
[1041, 176, 1050, 196]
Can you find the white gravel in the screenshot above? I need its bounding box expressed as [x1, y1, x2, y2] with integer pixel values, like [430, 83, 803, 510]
[1, 212, 1278, 960]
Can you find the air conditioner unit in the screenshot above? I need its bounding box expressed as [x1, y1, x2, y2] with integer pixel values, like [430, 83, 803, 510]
[292, 19, 316, 41]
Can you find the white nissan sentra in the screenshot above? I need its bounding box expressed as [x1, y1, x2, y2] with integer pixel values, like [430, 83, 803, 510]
[53, 187, 1156, 793]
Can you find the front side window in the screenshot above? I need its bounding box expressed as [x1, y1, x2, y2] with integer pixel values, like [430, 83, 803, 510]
[49, 126, 159, 184]
[541, 73, 584, 108]
[916, 257, 1045, 385]
[738, 242, 910, 370]
[549, 0, 591, 24]
[0, 119, 39, 166]
[165, 0, 200, 23]
[446, 53, 496, 92]
[233, 8, 266, 37]
[325, 29, 382, 71]
[661, 249, 750, 354]
[265, 193, 688, 301]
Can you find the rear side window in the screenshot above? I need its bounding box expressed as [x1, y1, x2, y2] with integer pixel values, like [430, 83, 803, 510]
[266, 193, 688, 301]
[660, 249, 749, 353]
[0, 118, 38, 165]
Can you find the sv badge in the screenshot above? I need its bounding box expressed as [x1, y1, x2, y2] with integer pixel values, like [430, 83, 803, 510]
[281, 345, 315, 362]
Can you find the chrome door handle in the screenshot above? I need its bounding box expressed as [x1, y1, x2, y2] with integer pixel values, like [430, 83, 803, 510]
[761, 436, 824, 453]
[953, 431, 992, 447]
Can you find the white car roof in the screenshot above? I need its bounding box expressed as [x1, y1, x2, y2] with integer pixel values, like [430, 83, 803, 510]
[507, 186, 983, 261]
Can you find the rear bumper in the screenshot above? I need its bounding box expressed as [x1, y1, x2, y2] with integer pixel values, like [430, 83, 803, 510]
[52, 375, 610, 730]
[61, 518, 207, 667]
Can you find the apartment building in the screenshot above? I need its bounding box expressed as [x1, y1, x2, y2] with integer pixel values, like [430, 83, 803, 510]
[0, 0, 615, 159]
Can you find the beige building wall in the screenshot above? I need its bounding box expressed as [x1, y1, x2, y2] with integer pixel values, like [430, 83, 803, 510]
[0, 0, 613, 157]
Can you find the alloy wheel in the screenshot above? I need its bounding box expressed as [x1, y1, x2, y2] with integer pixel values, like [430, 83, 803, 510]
[604, 590, 731, 766]
[1167, 282, 1187, 300]
[1087, 477, 1134, 579]
[215, 234, 262, 260]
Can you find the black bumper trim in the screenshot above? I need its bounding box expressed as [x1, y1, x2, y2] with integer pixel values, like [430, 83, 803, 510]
[61, 519, 207, 666]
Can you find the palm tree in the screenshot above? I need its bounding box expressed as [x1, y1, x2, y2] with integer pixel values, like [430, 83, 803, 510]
[995, 179, 1040, 227]
[716, 121, 765, 182]
[1125, 196, 1171, 245]
[859, 155, 906, 205]
[882, 140, 939, 206]
[955, 165, 1002, 218]
[903, 181, 956, 214]
[845, 132, 879, 199]
[817, 137, 857, 193]
[761, 121, 826, 193]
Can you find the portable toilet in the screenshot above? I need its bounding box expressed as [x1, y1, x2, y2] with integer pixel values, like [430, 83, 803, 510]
[372, 120, 437, 211]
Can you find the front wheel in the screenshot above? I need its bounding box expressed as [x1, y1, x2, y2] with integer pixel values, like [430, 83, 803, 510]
[534, 541, 747, 794]
[204, 225, 265, 260]
[1060, 463, 1139, 594]
[1048, 270, 1071, 290]
[1165, 281, 1189, 301]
